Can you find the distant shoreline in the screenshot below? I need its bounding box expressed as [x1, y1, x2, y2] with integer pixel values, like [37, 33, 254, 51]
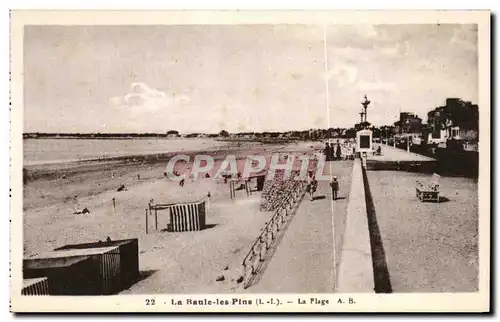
[23, 142, 235, 169]
[23, 136, 208, 140]
[22, 136, 309, 145]
[22, 140, 318, 186]
[23, 137, 314, 168]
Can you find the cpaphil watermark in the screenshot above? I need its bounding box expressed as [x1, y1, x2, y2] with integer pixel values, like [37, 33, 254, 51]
[163, 152, 333, 182]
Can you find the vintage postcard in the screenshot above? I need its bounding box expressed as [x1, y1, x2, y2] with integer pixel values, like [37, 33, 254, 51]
[9, 10, 490, 313]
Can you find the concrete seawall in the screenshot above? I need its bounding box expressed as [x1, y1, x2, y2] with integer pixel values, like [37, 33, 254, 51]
[335, 159, 375, 293]
[361, 165, 392, 293]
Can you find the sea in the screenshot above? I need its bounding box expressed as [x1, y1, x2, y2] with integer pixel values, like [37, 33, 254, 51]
[23, 138, 229, 166]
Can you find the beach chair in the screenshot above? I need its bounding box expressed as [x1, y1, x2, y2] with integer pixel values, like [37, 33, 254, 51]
[416, 173, 440, 202]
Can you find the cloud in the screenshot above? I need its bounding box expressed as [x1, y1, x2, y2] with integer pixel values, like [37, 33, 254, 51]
[375, 44, 400, 57]
[272, 24, 323, 43]
[109, 82, 191, 112]
[357, 80, 398, 92]
[109, 96, 123, 106]
[327, 25, 400, 51]
[325, 63, 358, 87]
[449, 25, 477, 52]
[330, 46, 370, 62]
[356, 25, 379, 39]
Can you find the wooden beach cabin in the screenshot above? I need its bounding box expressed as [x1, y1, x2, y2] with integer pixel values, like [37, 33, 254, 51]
[24, 255, 102, 295]
[22, 277, 50, 296]
[24, 246, 122, 295]
[54, 238, 139, 289]
[149, 197, 207, 232]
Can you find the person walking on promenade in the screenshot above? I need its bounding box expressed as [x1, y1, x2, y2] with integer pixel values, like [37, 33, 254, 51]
[324, 142, 331, 161]
[306, 172, 318, 201]
[311, 175, 318, 201]
[328, 142, 334, 161]
[336, 142, 342, 160]
[330, 176, 339, 200]
[306, 174, 312, 199]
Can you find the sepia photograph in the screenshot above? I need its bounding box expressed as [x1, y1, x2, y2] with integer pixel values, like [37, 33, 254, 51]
[9, 10, 490, 312]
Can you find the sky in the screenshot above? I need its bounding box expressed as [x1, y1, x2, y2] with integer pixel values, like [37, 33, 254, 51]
[23, 24, 478, 133]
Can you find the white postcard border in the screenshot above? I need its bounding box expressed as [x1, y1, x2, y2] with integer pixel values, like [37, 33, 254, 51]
[9, 9, 491, 313]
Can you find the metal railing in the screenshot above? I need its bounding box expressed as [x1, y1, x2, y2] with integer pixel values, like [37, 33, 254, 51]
[241, 179, 307, 288]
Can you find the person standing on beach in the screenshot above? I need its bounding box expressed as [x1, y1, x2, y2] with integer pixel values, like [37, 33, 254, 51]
[206, 191, 211, 211]
[330, 176, 339, 200]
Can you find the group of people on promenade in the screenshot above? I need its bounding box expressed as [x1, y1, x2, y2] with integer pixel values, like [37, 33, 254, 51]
[304, 140, 354, 202]
[323, 142, 342, 161]
[323, 140, 356, 161]
[305, 171, 340, 202]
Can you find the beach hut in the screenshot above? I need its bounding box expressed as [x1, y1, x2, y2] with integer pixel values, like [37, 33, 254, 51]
[149, 197, 208, 232]
[22, 277, 50, 296]
[24, 246, 122, 295]
[24, 255, 101, 295]
[168, 200, 207, 232]
[54, 238, 139, 289]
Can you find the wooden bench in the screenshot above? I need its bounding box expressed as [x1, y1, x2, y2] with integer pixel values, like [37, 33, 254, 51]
[416, 173, 440, 202]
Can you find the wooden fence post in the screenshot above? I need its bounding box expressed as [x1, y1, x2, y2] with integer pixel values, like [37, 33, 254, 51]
[155, 208, 158, 231]
[145, 209, 149, 234]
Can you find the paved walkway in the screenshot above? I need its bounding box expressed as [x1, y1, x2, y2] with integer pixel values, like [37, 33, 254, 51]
[248, 161, 353, 293]
[368, 144, 435, 162]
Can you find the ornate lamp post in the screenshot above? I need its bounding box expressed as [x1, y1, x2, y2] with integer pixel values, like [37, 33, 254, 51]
[356, 95, 373, 165]
[361, 95, 370, 129]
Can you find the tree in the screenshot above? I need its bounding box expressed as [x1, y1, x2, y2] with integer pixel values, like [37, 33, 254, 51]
[371, 126, 381, 138]
[344, 128, 356, 138]
[218, 130, 229, 137]
[327, 128, 336, 138]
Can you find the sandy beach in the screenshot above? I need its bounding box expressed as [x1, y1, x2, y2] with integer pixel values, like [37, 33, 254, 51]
[23, 139, 326, 293]
[22, 138, 480, 294]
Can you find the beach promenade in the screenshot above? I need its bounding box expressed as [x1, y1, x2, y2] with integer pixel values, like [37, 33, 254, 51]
[249, 160, 365, 293]
[248, 145, 476, 293]
[366, 144, 437, 173]
[369, 144, 435, 162]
